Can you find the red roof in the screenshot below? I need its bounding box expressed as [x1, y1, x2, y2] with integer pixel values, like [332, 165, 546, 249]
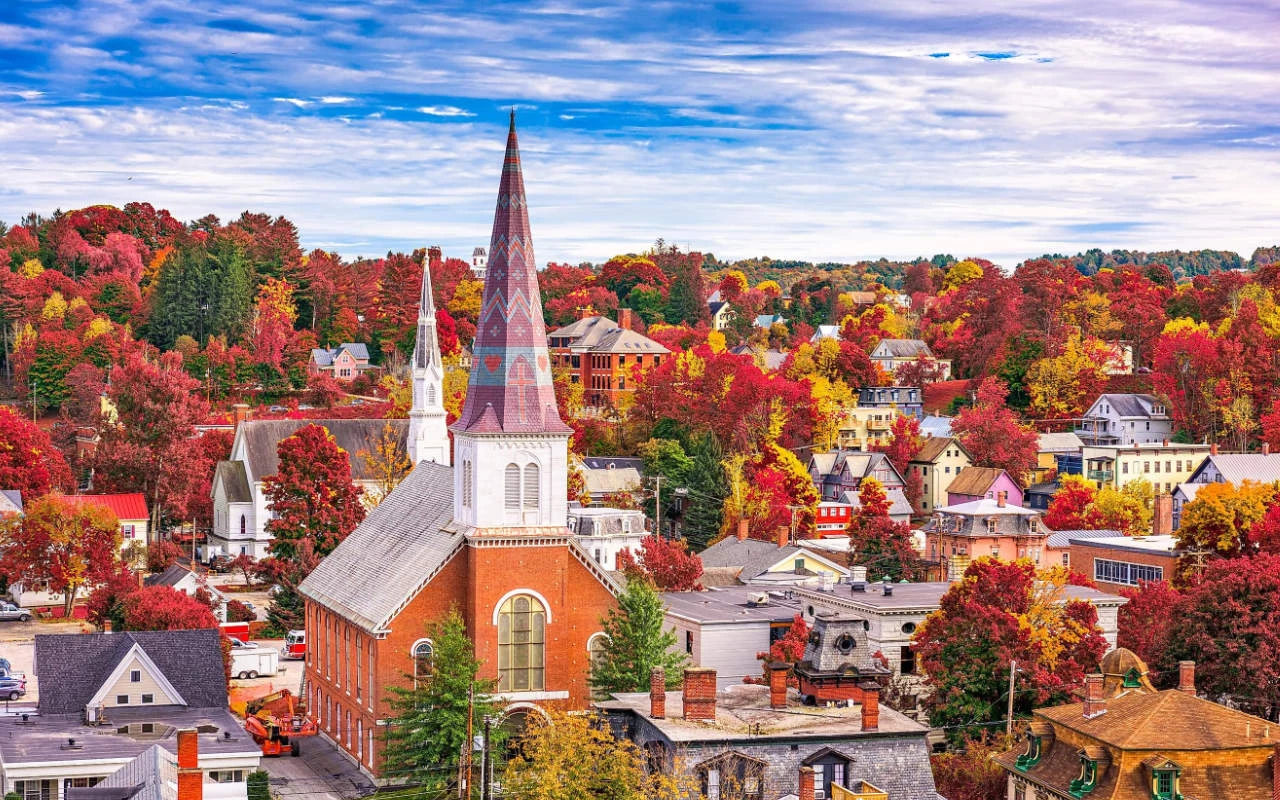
[62, 493, 148, 521]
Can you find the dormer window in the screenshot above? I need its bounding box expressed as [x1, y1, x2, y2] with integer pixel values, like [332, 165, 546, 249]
[1069, 748, 1109, 796]
[1143, 755, 1182, 800]
[1122, 667, 1143, 689]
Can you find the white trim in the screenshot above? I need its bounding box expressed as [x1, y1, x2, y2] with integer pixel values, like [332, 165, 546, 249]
[491, 589, 553, 625]
[586, 631, 610, 654]
[86, 642, 187, 710]
[498, 692, 566, 704]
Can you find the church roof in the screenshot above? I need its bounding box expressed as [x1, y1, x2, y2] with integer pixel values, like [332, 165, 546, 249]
[298, 462, 464, 633]
[455, 113, 571, 435]
[236, 419, 408, 483]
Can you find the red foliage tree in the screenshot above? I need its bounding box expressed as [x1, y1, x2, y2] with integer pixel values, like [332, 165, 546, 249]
[0, 405, 75, 497]
[84, 565, 140, 629]
[1116, 580, 1182, 686]
[952, 378, 1039, 484]
[617, 536, 704, 591]
[262, 424, 365, 561]
[847, 478, 920, 581]
[120, 585, 219, 631]
[1043, 475, 1097, 531]
[1, 494, 121, 615]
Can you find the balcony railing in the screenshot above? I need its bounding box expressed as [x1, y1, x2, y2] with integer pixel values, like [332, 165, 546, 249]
[1086, 469, 1114, 483]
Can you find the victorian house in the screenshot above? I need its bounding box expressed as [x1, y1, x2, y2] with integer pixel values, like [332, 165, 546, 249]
[298, 116, 619, 779]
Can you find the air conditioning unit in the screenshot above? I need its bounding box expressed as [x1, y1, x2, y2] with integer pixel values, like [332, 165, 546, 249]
[747, 592, 770, 607]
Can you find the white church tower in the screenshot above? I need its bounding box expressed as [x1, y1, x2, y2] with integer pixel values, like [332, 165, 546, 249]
[407, 260, 450, 466]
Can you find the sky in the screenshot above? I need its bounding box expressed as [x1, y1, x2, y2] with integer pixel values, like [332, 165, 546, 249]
[1, 1, 1277, 268]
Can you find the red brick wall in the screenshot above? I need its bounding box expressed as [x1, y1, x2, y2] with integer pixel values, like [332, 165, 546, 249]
[1069, 542, 1177, 590]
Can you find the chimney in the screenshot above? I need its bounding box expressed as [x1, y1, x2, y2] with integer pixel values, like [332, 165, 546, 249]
[176, 728, 202, 800]
[737, 519, 749, 541]
[1265, 442, 1272, 456]
[850, 565, 868, 583]
[798, 765, 816, 800]
[777, 526, 789, 549]
[232, 403, 251, 426]
[682, 667, 717, 722]
[649, 667, 666, 719]
[1162, 438, 1169, 447]
[103, 619, 113, 634]
[861, 685, 880, 732]
[1179, 661, 1196, 695]
[1153, 493, 1173, 537]
[996, 491, 1007, 508]
[1211, 443, 1219, 456]
[1083, 673, 1106, 718]
[427, 245, 442, 264]
[768, 662, 789, 710]
[618, 308, 635, 331]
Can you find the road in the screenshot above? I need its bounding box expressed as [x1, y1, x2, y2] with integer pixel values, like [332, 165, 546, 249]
[260, 729, 376, 800]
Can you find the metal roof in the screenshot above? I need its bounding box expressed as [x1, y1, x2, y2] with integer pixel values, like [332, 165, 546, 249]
[62, 493, 149, 521]
[235, 419, 408, 483]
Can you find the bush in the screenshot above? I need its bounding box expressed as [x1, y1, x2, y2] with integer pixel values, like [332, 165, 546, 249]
[247, 769, 271, 800]
[226, 599, 256, 623]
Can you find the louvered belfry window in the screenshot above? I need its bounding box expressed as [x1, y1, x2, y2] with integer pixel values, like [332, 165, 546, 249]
[505, 464, 521, 509]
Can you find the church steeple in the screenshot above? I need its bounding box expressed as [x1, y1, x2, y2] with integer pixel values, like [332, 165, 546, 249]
[452, 115, 571, 530]
[407, 260, 449, 466]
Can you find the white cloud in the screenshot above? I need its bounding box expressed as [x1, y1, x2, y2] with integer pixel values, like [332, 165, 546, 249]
[417, 105, 476, 117]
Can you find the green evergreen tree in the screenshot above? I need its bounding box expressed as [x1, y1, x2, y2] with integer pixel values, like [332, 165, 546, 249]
[591, 580, 687, 696]
[245, 770, 270, 800]
[382, 609, 501, 790]
[148, 236, 253, 350]
[682, 434, 728, 552]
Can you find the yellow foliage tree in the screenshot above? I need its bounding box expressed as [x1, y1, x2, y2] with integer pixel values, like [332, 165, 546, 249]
[707, 330, 727, 353]
[19, 258, 44, 278]
[447, 279, 483, 321]
[84, 317, 114, 341]
[356, 421, 413, 507]
[1025, 334, 1111, 418]
[41, 292, 68, 321]
[943, 259, 983, 290]
[1176, 480, 1276, 557]
[1089, 479, 1153, 536]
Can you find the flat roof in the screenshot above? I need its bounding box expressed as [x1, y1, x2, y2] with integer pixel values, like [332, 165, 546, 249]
[661, 586, 802, 625]
[1069, 534, 1178, 554]
[599, 683, 928, 743]
[793, 581, 1127, 614]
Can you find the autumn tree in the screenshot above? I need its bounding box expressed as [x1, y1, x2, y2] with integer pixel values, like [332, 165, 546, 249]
[930, 732, 1016, 800]
[0, 405, 75, 496]
[872, 415, 925, 511]
[913, 560, 1107, 737]
[250, 277, 298, 374]
[1116, 580, 1182, 687]
[120, 585, 219, 631]
[951, 377, 1038, 484]
[617, 535, 704, 591]
[0, 494, 121, 615]
[84, 565, 141, 630]
[356, 421, 413, 506]
[1175, 480, 1276, 568]
[847, 478, 920, 580]
[591, 579, 688, 695]
[263, 424, 366, 561]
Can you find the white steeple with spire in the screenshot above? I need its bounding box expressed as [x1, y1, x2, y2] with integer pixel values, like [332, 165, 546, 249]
[407, 260, 450, 466]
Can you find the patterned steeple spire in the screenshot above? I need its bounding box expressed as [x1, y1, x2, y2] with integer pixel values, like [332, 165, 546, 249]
[455, 113, 571, 434]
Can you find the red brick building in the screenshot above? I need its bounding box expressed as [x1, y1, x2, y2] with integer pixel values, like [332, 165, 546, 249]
[299, 116, 619, 778]
[547, 311, 668, 409]
[1067, 534, 1177, 591]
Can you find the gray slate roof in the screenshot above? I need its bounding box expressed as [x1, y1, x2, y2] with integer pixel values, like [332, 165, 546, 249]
[143, 564, 192, 589]
[237, 419, 408, 483]
[1193, 454, 1280, 485]
[1092, 393, 1165, 419]
[298, 461, 463, 633]
[1046, 528, 1122, 549]
[311, 343, 371, 366]
[35, 630, 228, 715]
[67, 744, 175, 800]
[582, 456, 643, 471]
[873, 338, 933, 358]
[698, 536, 790, 569]
[838, 486, 913, 518]
[213, 460, 250, 503]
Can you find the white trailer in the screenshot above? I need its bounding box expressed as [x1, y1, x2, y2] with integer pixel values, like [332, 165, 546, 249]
[230, 645, 279, 680]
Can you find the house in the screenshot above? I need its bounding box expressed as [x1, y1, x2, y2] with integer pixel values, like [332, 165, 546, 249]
[1068, 534, 1178, 590]
[64, 733, 209, 800]
[696, 527, 850, 588]
[810, 324, 840, 342]
[62, 493, 150, 549]
[837, 487, 912, 525]
[869, 339, 952, 380]
[2, 630, 261, 799]
[0, 490, 23, 517]
[1043, 528, 1120, 569]
[1173, 450, 1280, 527]
[661, 585, 806, 685]
[1025, 479, 1060, 512]
[922, 496, 1049, 580]
[1171, 482, 1203, 529]
[145, 565, 229, 622]
[918, 413, 953, 439]
[1081, 442, 1211, 493]
[995, 652, 1279, 800]
[576, 455, 643, 501]
[708, 299, 735, 331]
[297, 117, 620, 779]
[730, 344, 788, 372]
[546, 313, 669, 409]
[566, 506, 649, 571]
[815, 501, 852, 533]
[209, 418, 409, 558]
[307, 343, 375, 381]
[909, 438, 971, 514]
[470, 246, 487, 279]
[1075, 393, 1173, 446]
[598, 668, 944, 800]
[945, 466, 1024, 507]
[754, 314, 787, 329]
[1035, 432, 1083, 481]
[806, 452, 907, 513]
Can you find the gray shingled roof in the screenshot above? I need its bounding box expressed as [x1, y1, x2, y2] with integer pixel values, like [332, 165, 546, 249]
[35, 630, 228, 715]
[67, 744, 174, 800]
[213, 460, 250, 503]
[298, 462, 463, 633]
[1094, 393, 1164, 418]
[237, 419, 408, 483]
[588, 327, 669, 354]
[0, 489, 22, 514]
[1046, 528, 1121, 549]
[698, 536, 789, 569]
[143, 564, 191, 589]
[335, 342, 370, 360]
[874, 339, 933, 358]
[1193, 454, 1280, 485]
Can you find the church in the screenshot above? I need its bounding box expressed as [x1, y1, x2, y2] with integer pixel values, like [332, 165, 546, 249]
[298, 115, 621, 778]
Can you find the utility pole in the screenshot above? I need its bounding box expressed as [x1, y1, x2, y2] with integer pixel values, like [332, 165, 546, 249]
[482, 715, 494, 800]
[651, 476, 666, 538]
[1006, 659, 1018, 736]
[459, 685, 474, 798]
[787, 504, 804, 543]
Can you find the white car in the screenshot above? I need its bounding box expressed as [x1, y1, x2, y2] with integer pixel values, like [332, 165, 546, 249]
[0, 602, 33, 622]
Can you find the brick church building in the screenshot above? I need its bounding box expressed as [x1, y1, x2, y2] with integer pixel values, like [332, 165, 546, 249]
[299, 115, 620, 778]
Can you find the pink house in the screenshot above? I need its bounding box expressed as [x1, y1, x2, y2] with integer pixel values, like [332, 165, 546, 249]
[946, 466, 1023, 508]
[923, 495, 1049, 581]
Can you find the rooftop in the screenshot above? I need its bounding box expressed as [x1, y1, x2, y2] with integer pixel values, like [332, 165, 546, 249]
[1069, 534, 1178, 554]
[61, 493, 148, 521]
[792, 580, 1127, 614]
[661, 585, 802, 625]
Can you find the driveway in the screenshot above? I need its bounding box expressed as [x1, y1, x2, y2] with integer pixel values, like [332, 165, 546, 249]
[260, 730, 376, 800]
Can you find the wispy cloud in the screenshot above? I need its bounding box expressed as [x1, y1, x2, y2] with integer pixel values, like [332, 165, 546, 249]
[417, 105, 476, 117]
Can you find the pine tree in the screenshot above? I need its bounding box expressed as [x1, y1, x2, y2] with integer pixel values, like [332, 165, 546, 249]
[591, 580, 687, 695]
[382, 610, 501, 790]
[683, 433, 728, 551]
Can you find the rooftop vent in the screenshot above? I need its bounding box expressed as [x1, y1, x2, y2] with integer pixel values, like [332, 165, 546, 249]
[62, 737, 83, 750]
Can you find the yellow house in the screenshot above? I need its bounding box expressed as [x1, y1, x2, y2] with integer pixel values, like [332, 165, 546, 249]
[908, 437, 971, 514]
[1081, 442, 1212, 494]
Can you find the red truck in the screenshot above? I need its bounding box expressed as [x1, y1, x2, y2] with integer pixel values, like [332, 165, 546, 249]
[282, 629, 306, 660]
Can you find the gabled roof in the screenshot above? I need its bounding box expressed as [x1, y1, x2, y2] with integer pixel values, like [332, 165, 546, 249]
[1037, 431, 1084, 452]
[62, 493, 148, 521]
[298, 462, 464, 633]
[913, 436, 965, 464]
[309, 347, 334, 367]
[754, 314, 786, 327]
[334, 342, 370, 360]
[708, 300, 729, 316]
[739, 543, 849, 582]
[872, 339, 933, 359]
[547, 315, 619, 347]
[839, 487, 913, 518]
[1193, 454, 1280, 485]
[588, 327, 669, 355]
[70, 743, 176, 800]
[212, 460, 251, 504]
[1089, 393, 1167, 419]
[144, 564, 195, 589]
[919, 415, 953, 438]
[698, 536, 789, 570]
[1174, 482, 1204, 502]
[582, 456, 643, 471]
[936, 497, 1037, 516]
[35, 630, 227, 715]
[1037, 689, 1276, 750]
[946, 466, 1010, 497]
[235, 419, 408, 483]
[0, 490, 22, 515]
[810, 325, 840, 341]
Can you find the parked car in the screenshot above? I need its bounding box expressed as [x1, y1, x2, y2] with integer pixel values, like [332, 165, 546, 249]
[0, 602, 32, 622]
[208, 554, 234, 573]
[0, 675, 26, 700]
[269, 405, 287, 413]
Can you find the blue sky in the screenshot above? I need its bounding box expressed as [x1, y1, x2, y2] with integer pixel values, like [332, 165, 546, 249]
[1, 1, 1277, 267]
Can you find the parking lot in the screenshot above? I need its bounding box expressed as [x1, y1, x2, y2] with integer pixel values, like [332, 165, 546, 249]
[0, 618, 93, 704]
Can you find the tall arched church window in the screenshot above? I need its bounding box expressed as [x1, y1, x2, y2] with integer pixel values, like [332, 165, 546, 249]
[240, 515, 246, 535]
[497, 594, 546, 691]
[412, 640, 434, 688]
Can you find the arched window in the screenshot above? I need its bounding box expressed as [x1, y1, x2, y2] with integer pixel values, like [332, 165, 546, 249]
[588, 633, 609, 700]
[497, 594, 545, 692]
[240, 515, 246, 535]
[463, 461, 473, 507]
[505, 464, 521, 509]
[426, 384, 436, 405]
[412, 640, 434, 687]
[523, 463, 540, 509]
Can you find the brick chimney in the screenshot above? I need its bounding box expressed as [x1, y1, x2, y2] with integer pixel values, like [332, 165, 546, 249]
[1211, 442, 1219, 456]
[777, 525, 789, 549]
[649, 667, 666, 719]
[1265, 442, 1272, 456]
[1272, 742, 1280, 800]
[1153, 493, 1173, 537]
[1083, 673, 1106, 718]
[861, 685, 880, 731]
[996, 491, 1007, 508]
[176, 728, 202, 800]
[682, 667, 717, 722]
[768, 662, 789, 710]
[618, 308, 635, 331]
[102, 619, 113, 634]
[1179, 661, 1196, 695]
[232, 403, 251, 427]
[737, 519, 749, 541]
[798, 765, 816, 800]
